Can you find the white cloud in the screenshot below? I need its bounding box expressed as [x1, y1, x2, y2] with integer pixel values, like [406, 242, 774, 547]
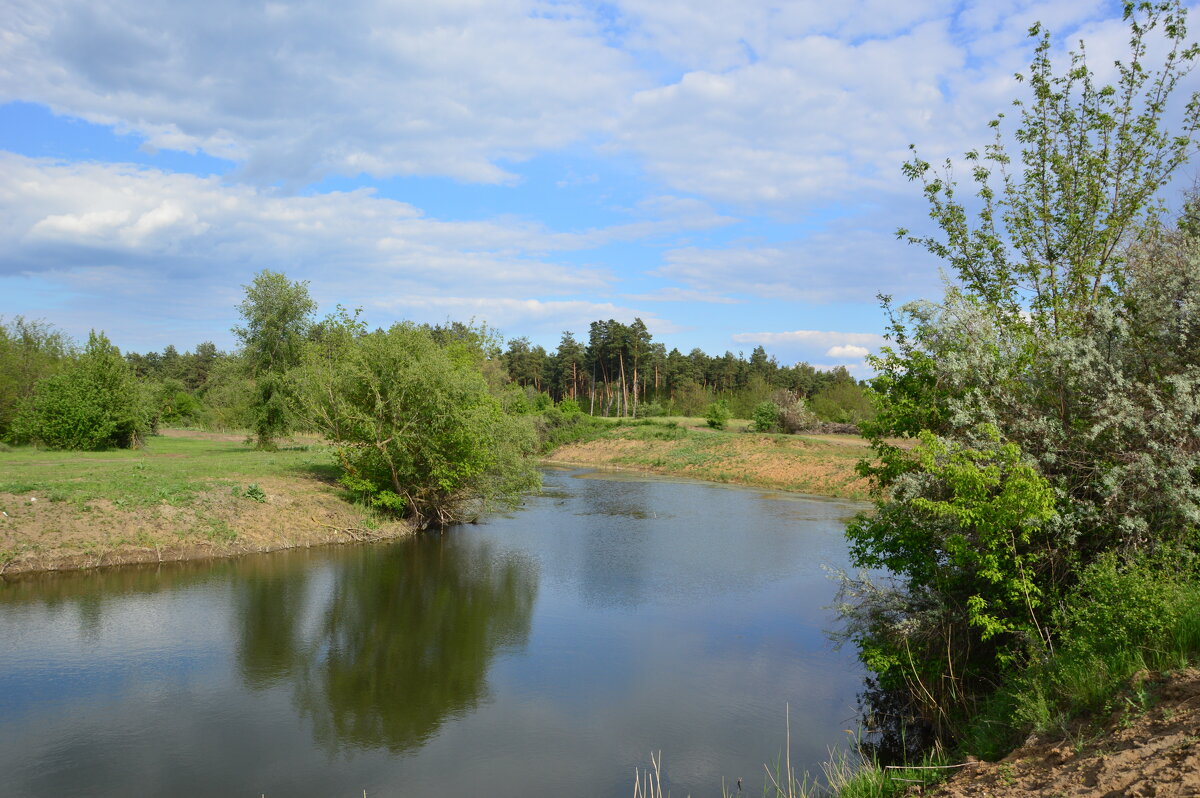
[733, 330, 883, 349]
[1, 0, 1143, 209]
[1, 0, 640, 185]
[374, 296, 683, 336]
[621, 287, 742, 304]
[733, 329, 883, 370]
[825, 344, 869, 358]
[0, 153, 715, 346]
[658, 222, 941, 304]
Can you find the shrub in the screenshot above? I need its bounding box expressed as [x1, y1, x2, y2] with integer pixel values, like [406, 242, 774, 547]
[751, 401, 780, 432]
[705, 399, 731, 430]
[13, 331, 148, 450]
[298, 314, 540, 527]
[773, 390, 819, 433]
[637, 401, 666, 418]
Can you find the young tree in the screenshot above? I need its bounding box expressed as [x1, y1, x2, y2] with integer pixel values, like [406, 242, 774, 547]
[232, 270, 316, 449]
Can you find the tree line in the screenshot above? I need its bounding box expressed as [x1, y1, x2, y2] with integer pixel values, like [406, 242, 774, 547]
[503, 321, 871, 422]
[0, 274, 873, 524]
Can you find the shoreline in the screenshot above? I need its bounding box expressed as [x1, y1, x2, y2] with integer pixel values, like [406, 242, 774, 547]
[542, 427, 873, 500]
[0, 430, 412, 578]
[1, 424, 871, 577]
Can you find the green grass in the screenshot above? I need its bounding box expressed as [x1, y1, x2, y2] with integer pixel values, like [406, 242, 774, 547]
[957, 562, 1200, 761]
[0, 433, 331, 508]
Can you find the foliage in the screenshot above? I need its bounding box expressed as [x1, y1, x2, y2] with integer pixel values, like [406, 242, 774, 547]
[847, 1, 1200, 748]
[810, 375, 874, 424]
[500, 319, 864, 418]
[752, 401, 780, 432]
[12, 331, 149, 450]
[533, 407, 618, 452]
[243, 483, 267, 503]
[843, 429, 1057, 732]
[0, 317, 71, 442]
[145, 378, 203, 430]
[233, 270, 316, 449]
[705, 399, 732, 430]
[196, 355, 257, 432]
[298, 312, 540, 527]
[958, 551, 1200, 756]
[774, 390, 820, 434]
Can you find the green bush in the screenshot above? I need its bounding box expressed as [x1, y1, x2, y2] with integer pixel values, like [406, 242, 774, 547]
[810, 379, 874, 424]
[298, 314, 540, 526]
[1057, 552, 1194, 661]
[13, 331, 148, 450]
[705, 399, 731, 430]
[751, 401, 780, 432]
[637, 401, 666, 418]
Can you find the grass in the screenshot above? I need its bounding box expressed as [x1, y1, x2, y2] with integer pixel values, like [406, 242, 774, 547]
[634, 712, 957, 798]
[954, 565, 1200, 761]
[0, 433, 331, 509]
[545, 416, 870, 499]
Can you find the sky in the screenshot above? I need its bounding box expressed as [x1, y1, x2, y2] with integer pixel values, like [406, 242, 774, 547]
[1, 0, 1198, 371]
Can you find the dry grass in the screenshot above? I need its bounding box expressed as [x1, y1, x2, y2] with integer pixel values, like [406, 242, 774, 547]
[544, 424, 873, 500]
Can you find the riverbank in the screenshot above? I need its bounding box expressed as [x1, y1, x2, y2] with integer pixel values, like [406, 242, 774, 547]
[543, 419, 874, 500]
[929, 667, 1200, 797]
[0, 429, 410, 576]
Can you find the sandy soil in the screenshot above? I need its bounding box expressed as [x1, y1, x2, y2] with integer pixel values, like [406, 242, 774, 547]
[0, 474, 409, 576]
[932, 669, 1200, 797]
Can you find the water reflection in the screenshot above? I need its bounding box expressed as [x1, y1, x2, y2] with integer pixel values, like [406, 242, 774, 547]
[0, 469, 866, 798]
[235, 537, 538, 753]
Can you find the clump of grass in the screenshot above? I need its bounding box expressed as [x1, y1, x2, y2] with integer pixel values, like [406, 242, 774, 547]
[959, 550, 1200, 758]
[635, 710, 958, 798]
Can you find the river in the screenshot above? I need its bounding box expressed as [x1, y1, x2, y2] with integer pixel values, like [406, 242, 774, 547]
[0, 467, 867, 797]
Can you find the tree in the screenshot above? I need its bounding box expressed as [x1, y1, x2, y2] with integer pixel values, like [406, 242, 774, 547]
[232, 270, 316, 449]
[0, 317, 70, 441]
[844, 0, 1200, 742]
[13, 331, 148, 450]
[298, 312, 540, 527]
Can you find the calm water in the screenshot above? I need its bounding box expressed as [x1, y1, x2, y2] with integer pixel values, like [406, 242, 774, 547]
[0, 468, 867, 797]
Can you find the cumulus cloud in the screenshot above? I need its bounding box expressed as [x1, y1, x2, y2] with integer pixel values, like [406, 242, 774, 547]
[733, 330, 883, 349]
[1, 0, 1134, 207]
[1, 0, 640, 185]
[0, 153, 716, 346]
[826, 344, 869, 359]
[733, 329, 884, 371]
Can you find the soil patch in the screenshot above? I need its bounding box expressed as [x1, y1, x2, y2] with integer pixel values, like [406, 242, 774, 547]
[933, 669, 1200, 797]
[0, 474, 409, 576]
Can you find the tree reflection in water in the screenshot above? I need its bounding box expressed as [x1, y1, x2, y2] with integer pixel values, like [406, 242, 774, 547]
[235, 536, 537, 754]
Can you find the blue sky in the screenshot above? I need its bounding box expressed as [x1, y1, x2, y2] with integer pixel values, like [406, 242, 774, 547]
[1, 0, 1195, 370]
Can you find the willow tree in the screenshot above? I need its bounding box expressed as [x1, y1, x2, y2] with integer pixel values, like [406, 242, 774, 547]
[298, 311, 539, 527]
